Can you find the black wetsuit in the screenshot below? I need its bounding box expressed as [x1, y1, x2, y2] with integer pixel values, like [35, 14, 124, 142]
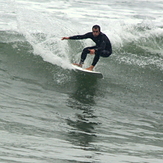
[69, 32, 112, 66]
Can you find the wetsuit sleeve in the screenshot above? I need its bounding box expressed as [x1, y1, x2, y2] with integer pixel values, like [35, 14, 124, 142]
[69, 32, 91, 40]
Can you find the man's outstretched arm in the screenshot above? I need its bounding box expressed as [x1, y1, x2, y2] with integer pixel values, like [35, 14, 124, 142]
[61, 37, 70, 40]
[62, 32, 91, 40]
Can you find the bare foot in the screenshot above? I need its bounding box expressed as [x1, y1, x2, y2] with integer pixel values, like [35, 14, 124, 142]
[85, 65, 94, 71]
[73, 63, 82, 67]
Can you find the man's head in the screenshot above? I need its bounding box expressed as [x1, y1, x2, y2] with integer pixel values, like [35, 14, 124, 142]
[92, 25, 101, 37]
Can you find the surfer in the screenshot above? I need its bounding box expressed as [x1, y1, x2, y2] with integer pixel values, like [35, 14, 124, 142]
[62, 25, 112, 71]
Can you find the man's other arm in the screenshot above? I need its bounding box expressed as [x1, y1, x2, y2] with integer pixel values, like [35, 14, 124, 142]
[62, 32, 91, 40]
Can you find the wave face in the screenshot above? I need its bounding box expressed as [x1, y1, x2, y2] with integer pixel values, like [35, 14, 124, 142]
[0, 0, 163, 163]
[1, 0, 163, 71]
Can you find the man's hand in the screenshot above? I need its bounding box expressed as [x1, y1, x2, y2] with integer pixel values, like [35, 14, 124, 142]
[88, 49, 95, 55]
[61, 37, 69, 40]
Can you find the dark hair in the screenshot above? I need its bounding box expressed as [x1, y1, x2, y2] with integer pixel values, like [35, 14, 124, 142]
[92, 25, 101, 32]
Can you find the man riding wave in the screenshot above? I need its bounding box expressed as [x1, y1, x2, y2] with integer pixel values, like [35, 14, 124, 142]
[62, 25, 112, 71]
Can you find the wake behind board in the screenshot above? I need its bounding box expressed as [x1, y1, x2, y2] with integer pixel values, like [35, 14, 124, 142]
[72, 64, 103, 78]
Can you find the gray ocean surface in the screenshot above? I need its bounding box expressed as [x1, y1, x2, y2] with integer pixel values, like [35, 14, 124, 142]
[0, 0, 163, 162]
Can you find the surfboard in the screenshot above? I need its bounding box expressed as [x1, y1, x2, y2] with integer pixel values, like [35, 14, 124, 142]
[72, 64, 103, 78]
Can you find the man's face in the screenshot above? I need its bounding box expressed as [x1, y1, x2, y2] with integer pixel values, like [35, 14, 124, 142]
[92, 28, 100, 37]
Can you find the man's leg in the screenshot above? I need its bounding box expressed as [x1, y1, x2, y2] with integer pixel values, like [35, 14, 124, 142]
[91, 50, 112, 66]
[79, 46, 97, 65]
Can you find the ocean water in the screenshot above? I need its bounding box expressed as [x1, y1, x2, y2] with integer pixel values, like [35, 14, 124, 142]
[0, 0, 163, 162]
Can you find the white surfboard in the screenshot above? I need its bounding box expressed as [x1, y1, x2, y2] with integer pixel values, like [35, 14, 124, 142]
[72, 64, 103, 78]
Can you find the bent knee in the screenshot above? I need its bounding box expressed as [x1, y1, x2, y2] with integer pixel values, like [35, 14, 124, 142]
[83, 47, 90, 53]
